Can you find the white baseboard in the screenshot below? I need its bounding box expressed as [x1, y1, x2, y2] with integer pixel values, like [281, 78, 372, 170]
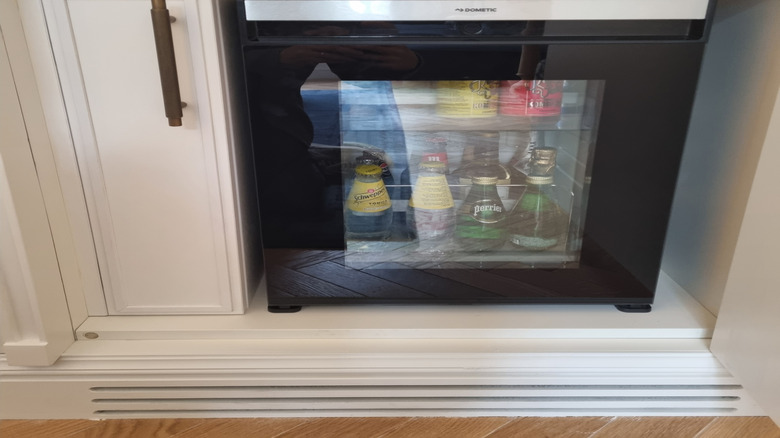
[0, 337, 766, 419]
[2, 272, 749, 419]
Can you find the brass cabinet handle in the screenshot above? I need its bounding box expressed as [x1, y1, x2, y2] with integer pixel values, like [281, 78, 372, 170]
[150, 0, 183, 127]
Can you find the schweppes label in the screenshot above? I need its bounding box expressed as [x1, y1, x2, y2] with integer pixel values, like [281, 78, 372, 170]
[347, 180, 391, 213]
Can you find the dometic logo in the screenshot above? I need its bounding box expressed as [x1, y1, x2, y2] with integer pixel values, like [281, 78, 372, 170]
[455, 7, 498, 13]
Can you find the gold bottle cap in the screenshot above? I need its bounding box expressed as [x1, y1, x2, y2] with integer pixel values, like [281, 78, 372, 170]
[532, 147, 557, 162]
[530, 147, 557, 177]
[355, 164, 382, 176]
[526, 175, 554, 185]
[472, 176, 499, 185]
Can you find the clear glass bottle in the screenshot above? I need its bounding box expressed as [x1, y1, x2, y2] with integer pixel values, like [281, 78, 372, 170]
[455, 176, 507, 252]
[400, 134, 448, 200]
[507, 130, 542, 197]
[450, 132, 511, 197]
[528, 147, 557, 177]
[414, 134, 449, 172]
[345, 164, 393, 240]
[507, 174, 568, 251]
[407, 161, 455, 241]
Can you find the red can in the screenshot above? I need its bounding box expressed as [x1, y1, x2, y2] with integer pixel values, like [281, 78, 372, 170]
[499, 80, 563, 117]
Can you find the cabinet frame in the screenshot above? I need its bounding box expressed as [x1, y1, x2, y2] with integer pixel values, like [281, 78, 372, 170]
[1, 0, 778, 424]
[35, 0, 251, 315]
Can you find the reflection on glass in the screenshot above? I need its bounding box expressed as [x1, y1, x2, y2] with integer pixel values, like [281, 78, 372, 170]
[248, 21, 536, 39]
[338, 79, 603, 270]
[242, 30, 603, 269]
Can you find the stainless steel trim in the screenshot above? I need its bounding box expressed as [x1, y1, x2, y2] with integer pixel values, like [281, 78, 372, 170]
[243, 0, 709, 22]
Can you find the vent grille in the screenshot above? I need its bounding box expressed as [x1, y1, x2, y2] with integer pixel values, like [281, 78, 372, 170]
[90, 384, 746, 418]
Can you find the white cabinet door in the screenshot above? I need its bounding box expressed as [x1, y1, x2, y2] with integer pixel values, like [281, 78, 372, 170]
[54, 0, 242, 314]
[710, 87, 780, 424]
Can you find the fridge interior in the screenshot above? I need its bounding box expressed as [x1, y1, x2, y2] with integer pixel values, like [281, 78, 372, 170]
[256, 69, 652, 307]
[332, 79, 603, 270]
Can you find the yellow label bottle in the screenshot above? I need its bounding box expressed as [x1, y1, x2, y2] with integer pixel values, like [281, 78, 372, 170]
[407, 161, 455, 241]
[345, 164, 393, 240]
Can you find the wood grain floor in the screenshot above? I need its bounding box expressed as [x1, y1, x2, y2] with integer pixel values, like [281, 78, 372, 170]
[1, 417, 778, 438]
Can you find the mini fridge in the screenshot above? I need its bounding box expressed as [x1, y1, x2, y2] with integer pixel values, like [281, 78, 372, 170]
[237, 0, 715, 312]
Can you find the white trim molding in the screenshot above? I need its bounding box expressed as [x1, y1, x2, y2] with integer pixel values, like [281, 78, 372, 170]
[0, 29, 74, 366]
[0, 338, 765, 419]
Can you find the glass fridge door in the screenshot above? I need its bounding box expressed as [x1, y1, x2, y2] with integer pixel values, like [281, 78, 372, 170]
[339, 79, 602, 273]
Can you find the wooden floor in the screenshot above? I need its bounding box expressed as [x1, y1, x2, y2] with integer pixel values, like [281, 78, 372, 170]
[1, 417, 778, 438]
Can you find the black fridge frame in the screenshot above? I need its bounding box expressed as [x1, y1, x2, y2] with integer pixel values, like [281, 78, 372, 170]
[235, 0, 717, 313]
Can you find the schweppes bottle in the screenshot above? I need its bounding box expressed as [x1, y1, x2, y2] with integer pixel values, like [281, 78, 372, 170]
[345, 164, 393, 240]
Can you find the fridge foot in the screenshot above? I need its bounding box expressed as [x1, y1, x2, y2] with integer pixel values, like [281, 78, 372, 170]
[615, 304, 652, 313]
[268, 305, 303, 313]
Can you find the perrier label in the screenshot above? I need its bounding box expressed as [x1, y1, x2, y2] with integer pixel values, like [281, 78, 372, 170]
[455, 176, 507, 251]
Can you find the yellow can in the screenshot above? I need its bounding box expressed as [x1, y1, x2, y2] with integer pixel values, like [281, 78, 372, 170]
[436, 80, 499, 117]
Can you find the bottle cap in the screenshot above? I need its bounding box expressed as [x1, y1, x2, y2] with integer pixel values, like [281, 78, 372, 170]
[531, 147, 557, 164]
[355, 164, 382, 176]
[530, 147, 557, 176]
[526, 175, 554, 185]
[472, 176, 499, 185]
[355, 155, 376, 166]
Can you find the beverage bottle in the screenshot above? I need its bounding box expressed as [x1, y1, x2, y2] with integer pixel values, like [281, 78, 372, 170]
[345, 164, 393, 240]
[455, 176, 507, 251]
[355, 151, 395, 197]
[414, 135, 449, 171]
[509, 131, 542, 174]
[528, 147, 557, 177]
[450, 131, 512, 187]
[506, 130, 542, 197]
[406, 161, 455, 241]
[400, 134, 449, 200]
[507, 174, 569, 251]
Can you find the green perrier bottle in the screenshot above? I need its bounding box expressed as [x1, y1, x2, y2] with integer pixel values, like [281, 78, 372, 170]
[507, 174, 568, 250]
[455, 176, 507, 251]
